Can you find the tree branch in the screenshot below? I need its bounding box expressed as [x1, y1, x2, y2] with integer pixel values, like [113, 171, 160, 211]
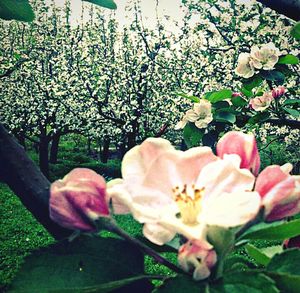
[0, 123, 69, 239]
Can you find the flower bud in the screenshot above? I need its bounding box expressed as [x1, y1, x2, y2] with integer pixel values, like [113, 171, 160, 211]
[216, 131, 260, 176]
[178, 239, 217, 281]
[272, 86, 286, 99]
[255, 164, 300, 221]
[50, 168, 109, 231]
[283, 236, 300, 249]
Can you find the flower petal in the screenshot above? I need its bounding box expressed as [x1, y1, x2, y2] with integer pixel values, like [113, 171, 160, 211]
[203, 191, 261, 227]
[143, 223, 176, 245]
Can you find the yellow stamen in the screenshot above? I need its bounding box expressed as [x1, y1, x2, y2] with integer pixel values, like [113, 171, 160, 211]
[173, 184, 205, 225]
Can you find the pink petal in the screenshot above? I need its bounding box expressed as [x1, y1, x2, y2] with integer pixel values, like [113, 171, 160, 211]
[217, 131, 260, 175]
[121, 138, 174, 184]
[142, 147, 218, 197]
[143, 223, 176, 245]
[197, 154, 255, 200]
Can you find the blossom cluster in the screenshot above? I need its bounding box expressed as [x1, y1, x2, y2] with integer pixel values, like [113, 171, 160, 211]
[49, 131, 300, 280]
[235, 43, 281, 78]
[249, 86, 286, 111]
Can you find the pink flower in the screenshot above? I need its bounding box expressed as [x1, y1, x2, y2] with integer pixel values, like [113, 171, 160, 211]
[232, 92, 243, 97]
[272, 86, 286, 99]
[50, 168, 109, 231]
[108, 136, 260, 245]
[249, 92, 273, 111]
[178, 239, 217, 280]
[255, 163, 300, 221]
[216, 131, 260, 176]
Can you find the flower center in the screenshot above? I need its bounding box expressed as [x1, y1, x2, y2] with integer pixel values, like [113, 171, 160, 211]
[173, 184, 205, 226]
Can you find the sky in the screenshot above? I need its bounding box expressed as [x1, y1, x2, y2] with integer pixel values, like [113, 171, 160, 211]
[46, 0, 186, 30]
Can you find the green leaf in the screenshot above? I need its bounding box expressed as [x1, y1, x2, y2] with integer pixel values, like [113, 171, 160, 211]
[213, 101, 231, 109]
[283, 99, 300, 106]
[209, 272, 279, 293]
[243, 75, 263, 91]
[266, 249, 300, 293]
[260, 70, 285, 84]
[239, 219, 300, 241]
[283, 107, 300, 118]
[153, 275, 206, 293]
[277, 54, 299, 65]
[10, 236, 150, 293]
[245, 244, 271, 266]
[231, 95, 248, 107]
[247, 112, 270, 124]
[205, 89, 233, 103]
[291, 22, 300, 40]
[183, 122, 205, 148]
[223, 255, 255, 274]
[240, 87, 253, 98]
[83, 0, 117, 9]
[214, 111, 236, 124]
[176, 92, 200, 103]
[0, 0, 34, 22]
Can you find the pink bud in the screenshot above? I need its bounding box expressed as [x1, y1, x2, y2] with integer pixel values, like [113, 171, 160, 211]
[216, 131, 260, 176]
[283, 236, 300, 249]
[232, 92, 243, 97]
[255, 164, 300, 221]
[272, 86, 286, 99]
[178, 239, 217, 281]
[50, 168, 109, 231]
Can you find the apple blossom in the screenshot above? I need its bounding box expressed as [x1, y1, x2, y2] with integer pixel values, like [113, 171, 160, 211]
[108, 136, 261, 245]
[249, 92, 274, 111]
[255, 163, 300, 221]
[235, 52, 255, 78]
[50, 168, 109, 231]
[250, 43, 281, 70]
[216, 131, 260, 176]
[175, 99, 213, 130]
[178, 239, 217, 280]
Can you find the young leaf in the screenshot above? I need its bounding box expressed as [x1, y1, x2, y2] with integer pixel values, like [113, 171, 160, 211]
[0, 0, 35, 22]
[10, 236, 149, 292]
[283, 107, 300, 118]
[239, 219, 300, 241]
[291, 22, 300, 40]
[83, 0, 117, 9]
[245, 243, 271, 266]
[277, 54, 299, 65]
[205, 89, 232, 103]
[176, 92, 200, 103]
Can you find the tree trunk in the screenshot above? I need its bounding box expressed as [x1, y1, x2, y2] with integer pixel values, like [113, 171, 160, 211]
[100, 136, 110, 163]
[0, 123, 69, 239]
[39, 135, 49, 178]
[87, 137, 92, 155]
[50, 132, 61, 164]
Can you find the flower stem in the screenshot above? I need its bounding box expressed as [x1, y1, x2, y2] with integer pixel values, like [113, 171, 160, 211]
[100, 218, 187, 275]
